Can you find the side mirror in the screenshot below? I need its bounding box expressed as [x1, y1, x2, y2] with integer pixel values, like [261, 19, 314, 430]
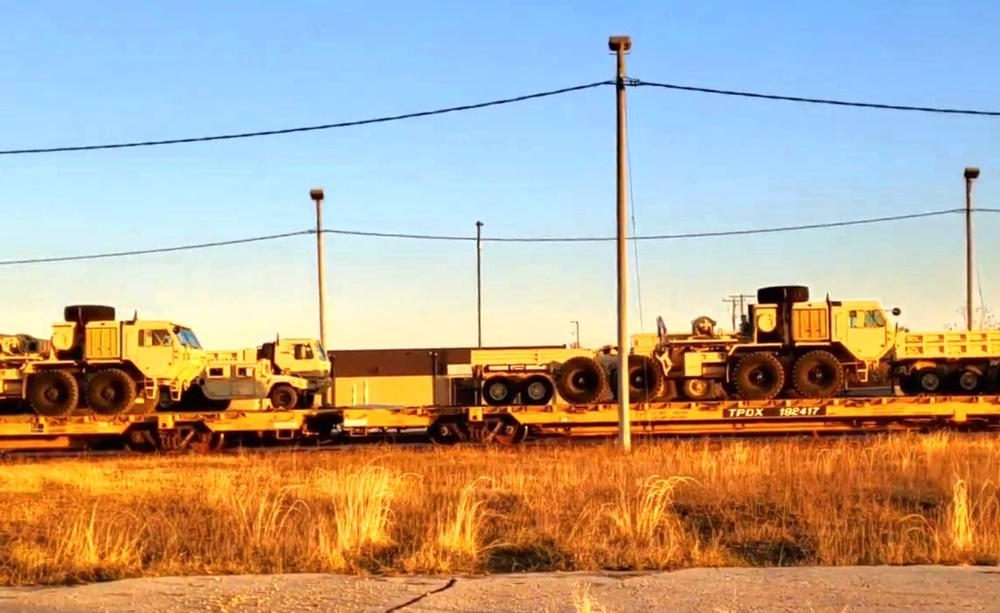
[891, 307, 901, 316]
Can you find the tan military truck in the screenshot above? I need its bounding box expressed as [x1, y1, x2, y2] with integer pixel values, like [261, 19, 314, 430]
[471, 345, 610, 406]
[0, 304, 312, 417]
[208, 336, 331, 408]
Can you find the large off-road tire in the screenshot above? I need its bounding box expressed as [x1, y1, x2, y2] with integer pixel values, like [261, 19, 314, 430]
[27, 370, 80, 417]
[914, 368, 942, 394]
[555, 356, 609, 405]
[624, 354, 666, 402]
[732, 352, 786, 400]
[85, 368, 138, 416]
[791, 350, 845, 398]
[483, 376, 517, 406]
[520, 374, 555, 405]
[269, 384, 299, 410]
[63, 304, 117, 323]
[756, 285, 810, 304]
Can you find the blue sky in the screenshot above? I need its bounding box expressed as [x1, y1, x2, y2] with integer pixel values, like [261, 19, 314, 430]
[1, 1, 998, 349]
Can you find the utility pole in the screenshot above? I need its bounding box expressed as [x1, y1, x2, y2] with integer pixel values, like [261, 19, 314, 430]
[723, 294, 754, 332]
[964, 167, 980, 331]
[476, 220, 484, 347]
[609, 34, 632, 451]
[310, 188, 331, 405]
[570, 320, 580, 348]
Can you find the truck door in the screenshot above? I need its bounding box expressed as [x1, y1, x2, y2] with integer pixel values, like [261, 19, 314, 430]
[843, 309, 891, 362]
[135, 328, 178, 378]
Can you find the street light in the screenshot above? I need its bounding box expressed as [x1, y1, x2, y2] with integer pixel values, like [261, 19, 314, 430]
[964, 167, 980, 331]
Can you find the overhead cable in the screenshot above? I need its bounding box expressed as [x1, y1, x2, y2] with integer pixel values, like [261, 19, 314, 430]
[0, 208, 967, 266]
[0, 81, 612, 155]
[632, 79, 1000, 117]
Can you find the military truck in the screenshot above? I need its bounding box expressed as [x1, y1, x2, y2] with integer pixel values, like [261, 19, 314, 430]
[208, 336, 331, 408]
[0, 305, 312, 417]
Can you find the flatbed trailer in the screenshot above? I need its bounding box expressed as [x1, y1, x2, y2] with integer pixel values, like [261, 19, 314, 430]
[0, 394, 999, 454]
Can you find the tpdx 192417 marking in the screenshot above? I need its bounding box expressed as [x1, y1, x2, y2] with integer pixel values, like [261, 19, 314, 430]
[723, 406, 827, 419]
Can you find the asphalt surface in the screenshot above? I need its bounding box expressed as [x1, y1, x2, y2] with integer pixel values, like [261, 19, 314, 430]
[0, 566, 996, 612]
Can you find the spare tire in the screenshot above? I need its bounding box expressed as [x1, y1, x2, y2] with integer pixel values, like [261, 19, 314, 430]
[64, 305, 117, 323]
[756, 285, 810, 304]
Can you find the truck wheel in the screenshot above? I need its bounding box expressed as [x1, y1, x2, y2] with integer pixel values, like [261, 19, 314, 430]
[626, 354, 665, 402]
[28, 370, 80, 416]
[914, 368, 942, 394]
[681, 378, 714, 401]
[732, 352, 786, 400]
[85, 368, 138, 415]
[269, 384, 299, 410]
[520, 375, 554, 405]
[791, 350, 844, 398]
[756, 285, 810, 304]
[955, 369, 980, 393]
[555, 356, 608, 405]
[483, 376, 517, 406]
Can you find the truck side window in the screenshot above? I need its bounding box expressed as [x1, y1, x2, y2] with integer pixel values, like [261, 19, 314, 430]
[151, 330, 172, 346]
[849, 310, 859, 328]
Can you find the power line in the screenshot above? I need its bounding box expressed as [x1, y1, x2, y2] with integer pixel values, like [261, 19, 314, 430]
[0, 208, 967, 266]
[0, 81, 612, 156]
[632, 79, 1000, 117]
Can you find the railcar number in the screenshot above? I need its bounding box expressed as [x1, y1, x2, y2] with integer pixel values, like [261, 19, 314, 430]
[723, 406, 827, 419]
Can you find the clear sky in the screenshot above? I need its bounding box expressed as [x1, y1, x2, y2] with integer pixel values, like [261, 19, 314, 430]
[1, 1, 998, 350]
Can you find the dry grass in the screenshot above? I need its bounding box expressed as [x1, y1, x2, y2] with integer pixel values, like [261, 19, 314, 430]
[0, 432, 998, 585]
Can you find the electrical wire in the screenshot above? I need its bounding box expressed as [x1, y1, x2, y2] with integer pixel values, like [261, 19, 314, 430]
[0, 81, 612, 155]
[632, 79, 1000, 117]
[0, 208, 968, 267]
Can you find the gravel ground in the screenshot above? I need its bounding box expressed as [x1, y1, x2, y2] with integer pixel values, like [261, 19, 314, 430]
[0, 566, 996, 612]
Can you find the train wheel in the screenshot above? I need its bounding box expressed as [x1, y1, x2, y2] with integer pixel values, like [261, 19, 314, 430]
[914, 368, 942, 394]
[626, 355, 665, 402]
[85, 369, 138, 416]
[483, 376, 517, 406]
[732, 352, 786, 400]
[791, 350, 844, 398]
[493, 422, 529, 446]
[520, 375, 554, 405]
[28, 370, 80, 417]
[555, 356, 608, 404]
[428, 420, 468, 445]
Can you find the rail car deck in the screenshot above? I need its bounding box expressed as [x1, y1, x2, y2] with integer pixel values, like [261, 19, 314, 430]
[0, 394, 998, 453]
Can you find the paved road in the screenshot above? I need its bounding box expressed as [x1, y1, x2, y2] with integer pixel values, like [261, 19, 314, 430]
[0, 566, 996, 612]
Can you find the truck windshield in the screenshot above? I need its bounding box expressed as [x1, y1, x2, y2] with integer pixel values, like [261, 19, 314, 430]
[315, 341, 328, 361]
[174, 327, 203, 349]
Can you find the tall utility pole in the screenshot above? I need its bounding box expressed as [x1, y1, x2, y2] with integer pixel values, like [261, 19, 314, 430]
[964, 167, 980, 331]
[570, 320, 580, 348]
[476, 220, 484, 347]
[310, 188, 331, 404]
[609, 34, 632, 451]
[723, 294, 754, 332]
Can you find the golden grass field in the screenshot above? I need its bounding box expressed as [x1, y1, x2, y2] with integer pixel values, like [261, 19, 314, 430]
[0, 432, 996, 587]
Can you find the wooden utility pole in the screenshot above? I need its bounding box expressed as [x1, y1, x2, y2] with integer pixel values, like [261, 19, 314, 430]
[609, 34, 632, 451]
[310, 188, 331, 405]
[724, 294, 754, 332]
[476, 220, 484, 347]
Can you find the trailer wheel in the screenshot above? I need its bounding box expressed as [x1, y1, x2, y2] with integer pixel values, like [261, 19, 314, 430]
[85, 368, 138, 415]
[520, 375, 554, 405]
[555, 356, 608, 405]
[63, 304, 117, 323]
[732, 352, 786, 400]
[756, 285, 810, 304]
[482, 376, 517, 406]
[626, 354, 665, 402]
[791, 350, 844, 398]
[27, 370, 80, 417]
[269, 384, 299, 410]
